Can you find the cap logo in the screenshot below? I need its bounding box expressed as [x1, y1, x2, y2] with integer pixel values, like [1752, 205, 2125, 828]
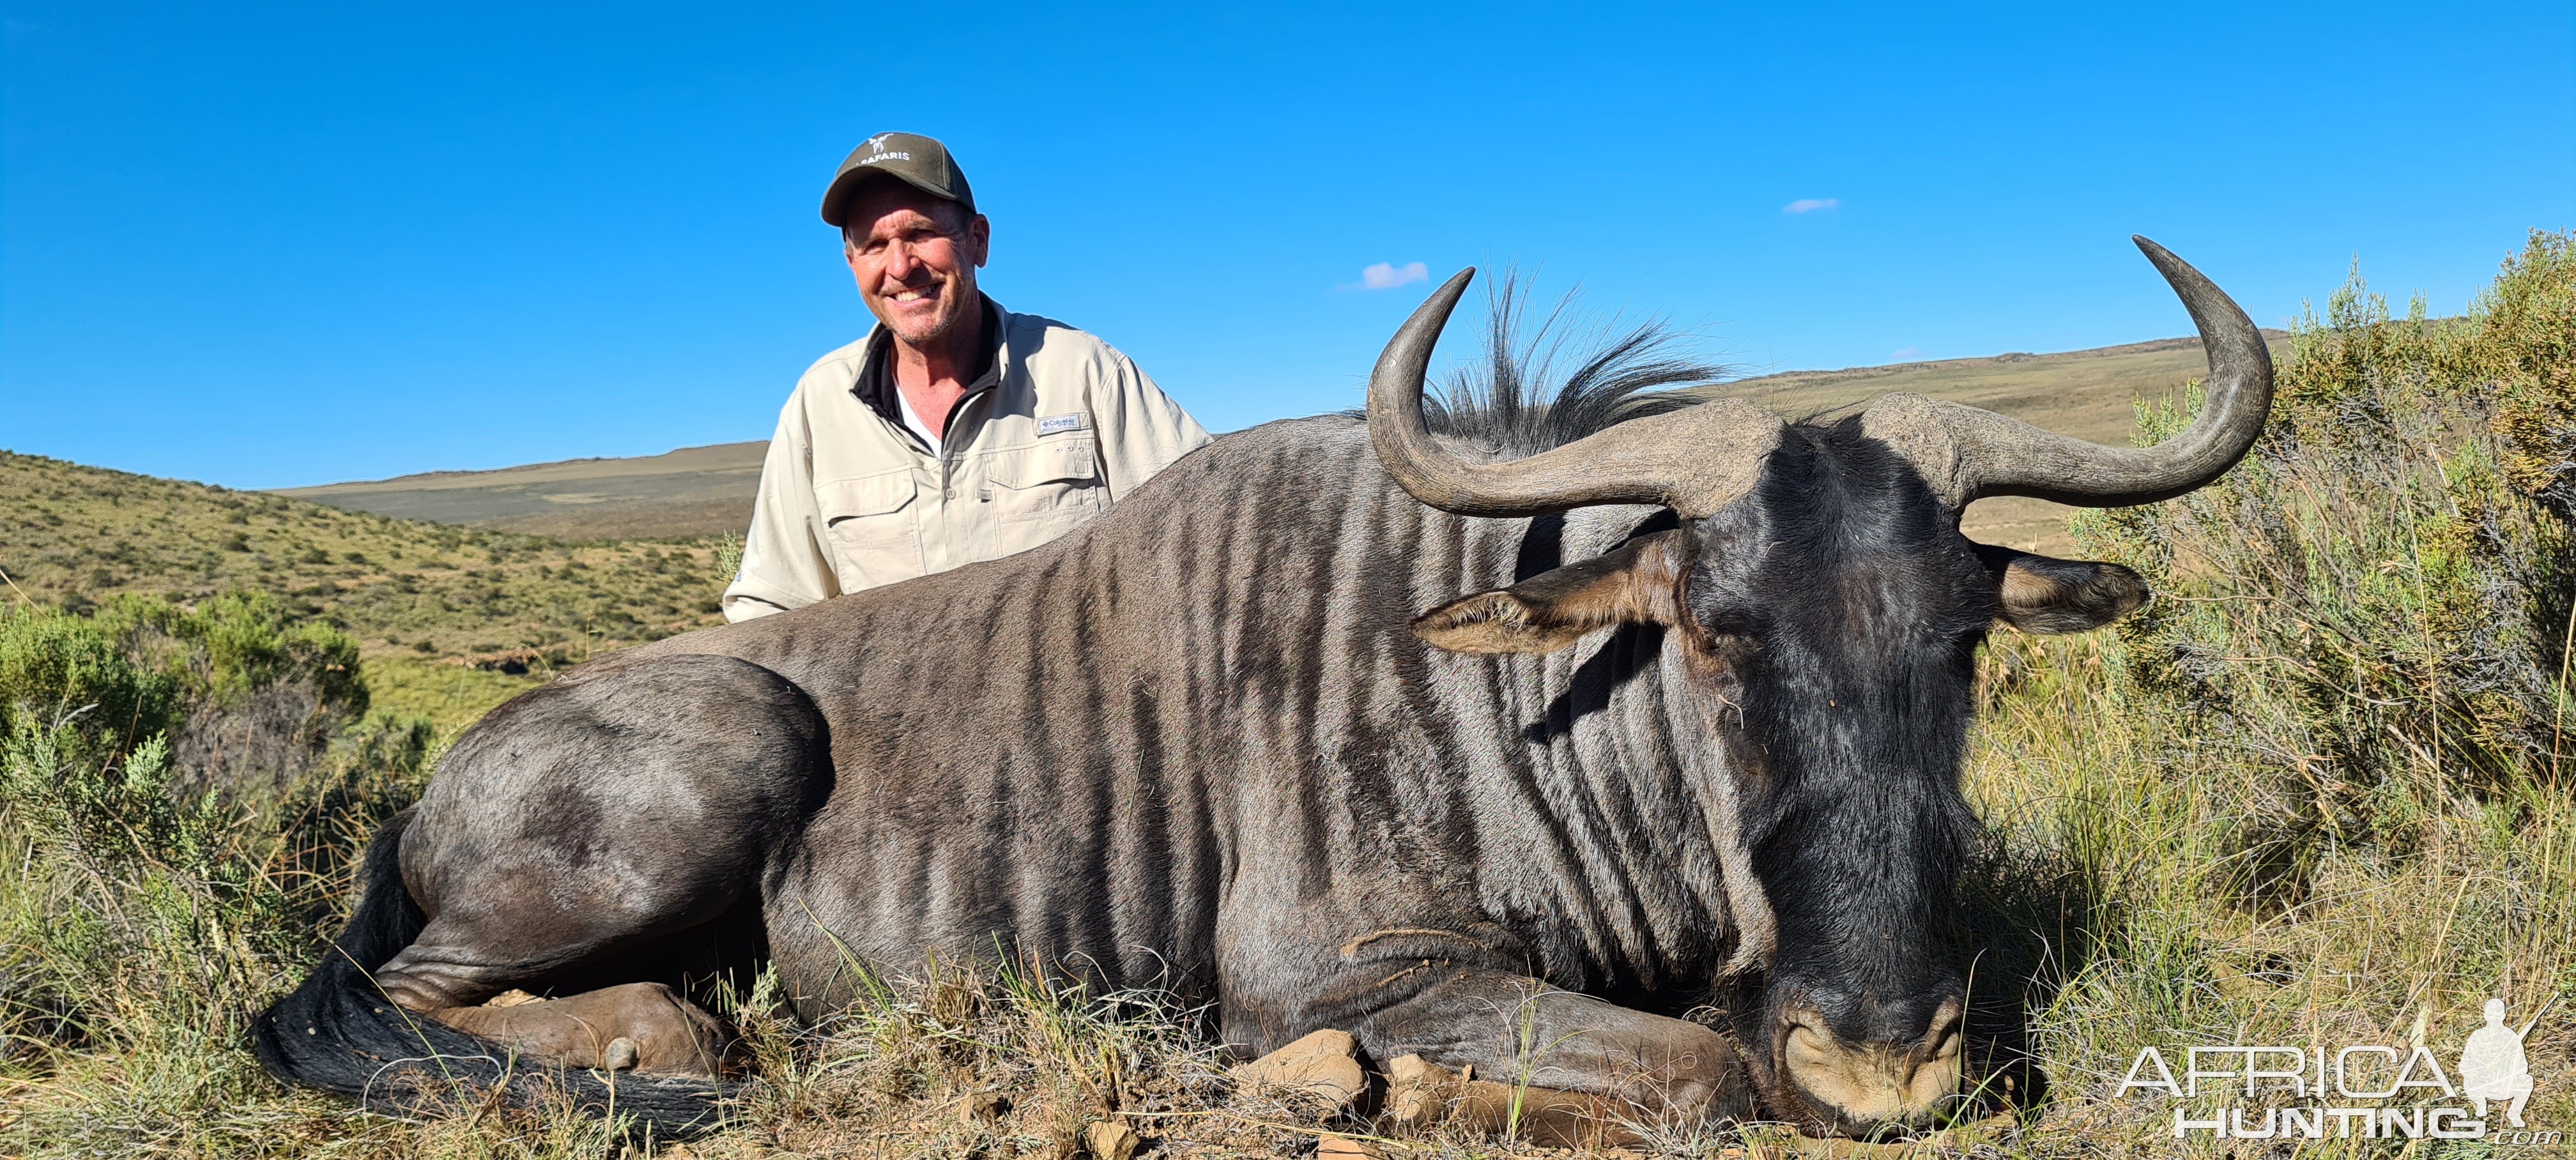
[857, 134, 912, 166]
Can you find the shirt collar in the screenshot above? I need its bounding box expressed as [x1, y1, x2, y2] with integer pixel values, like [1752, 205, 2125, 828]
[852, 294, 1007, 439]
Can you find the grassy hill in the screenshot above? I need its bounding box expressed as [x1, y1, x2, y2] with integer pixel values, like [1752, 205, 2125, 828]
[0, 451, 730, 731]
[273, 333, 2286, 554]
[273, 439, 766, 540]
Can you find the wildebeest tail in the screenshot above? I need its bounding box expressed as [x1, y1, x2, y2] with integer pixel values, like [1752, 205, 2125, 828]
[250, 808, 727, 1136]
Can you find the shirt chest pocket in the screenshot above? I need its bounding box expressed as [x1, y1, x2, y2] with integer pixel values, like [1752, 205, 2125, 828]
[815, 470, 921, 584]
[978, 438, 1103, 524]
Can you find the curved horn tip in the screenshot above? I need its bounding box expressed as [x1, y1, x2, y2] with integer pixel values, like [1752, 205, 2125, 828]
[1427, 266, 1476, 305]
[2130, 235, 2205, 284]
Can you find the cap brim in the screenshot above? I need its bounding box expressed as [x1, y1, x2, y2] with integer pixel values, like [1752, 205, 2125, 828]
[820, 167, 967, 227]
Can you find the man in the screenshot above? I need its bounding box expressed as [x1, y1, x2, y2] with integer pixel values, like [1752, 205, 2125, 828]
[723, 132, 1210, 620]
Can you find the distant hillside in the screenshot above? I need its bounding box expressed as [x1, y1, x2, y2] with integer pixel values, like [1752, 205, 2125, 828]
[276, 439, 765, 540]
[0, 451, 728, 663]
[270, 333, 2285, 553]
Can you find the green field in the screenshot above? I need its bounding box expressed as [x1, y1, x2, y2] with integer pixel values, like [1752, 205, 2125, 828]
[1, 235, 2568, 1158]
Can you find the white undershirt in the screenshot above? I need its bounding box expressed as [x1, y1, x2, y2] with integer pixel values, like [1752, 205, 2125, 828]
[895, 386, 942, 454]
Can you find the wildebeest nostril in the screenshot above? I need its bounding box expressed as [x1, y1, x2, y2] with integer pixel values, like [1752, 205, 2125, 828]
[1774, 996, 1966, 1133]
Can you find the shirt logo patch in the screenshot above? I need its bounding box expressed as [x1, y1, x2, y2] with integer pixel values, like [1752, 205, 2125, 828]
[1037, 413, 1088, 436]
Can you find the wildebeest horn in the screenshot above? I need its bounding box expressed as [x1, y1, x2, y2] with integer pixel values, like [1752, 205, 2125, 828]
[1367, 268, 1786, 519]
[1856, 236, 2276, 508]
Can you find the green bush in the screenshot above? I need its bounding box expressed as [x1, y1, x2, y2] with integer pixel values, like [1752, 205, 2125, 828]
[0, 590, 431, 1143]
[0, 604, 187, 764]
[2072, 230, 2576, 901]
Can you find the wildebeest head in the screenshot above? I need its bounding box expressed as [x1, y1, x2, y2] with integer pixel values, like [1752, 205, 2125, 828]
[1366, 239, 2271, 1136]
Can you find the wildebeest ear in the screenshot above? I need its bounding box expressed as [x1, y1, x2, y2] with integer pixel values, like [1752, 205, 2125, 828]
[1975, 543, 2149, 634]
[1414, 530, 1692, 655]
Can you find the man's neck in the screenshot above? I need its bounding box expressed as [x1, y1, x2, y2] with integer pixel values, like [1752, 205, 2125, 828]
[888, 298, 986, 439]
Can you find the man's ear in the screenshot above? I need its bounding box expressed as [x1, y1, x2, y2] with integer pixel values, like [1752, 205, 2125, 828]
[1414, 530, 1692, 655]
[1974, 543, 2150, 634]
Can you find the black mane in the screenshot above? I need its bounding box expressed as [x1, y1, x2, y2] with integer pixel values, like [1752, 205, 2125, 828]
[1355, 274, 1735, 457]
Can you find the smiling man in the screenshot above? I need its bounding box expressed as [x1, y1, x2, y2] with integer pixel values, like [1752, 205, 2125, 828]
[723, 132, 1211, 620]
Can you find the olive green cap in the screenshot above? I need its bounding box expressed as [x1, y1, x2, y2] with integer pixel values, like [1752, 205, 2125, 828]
[821, 132, 977, 227]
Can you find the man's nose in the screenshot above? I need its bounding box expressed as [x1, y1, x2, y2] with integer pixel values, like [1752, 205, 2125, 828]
[880, 240, 926, 281]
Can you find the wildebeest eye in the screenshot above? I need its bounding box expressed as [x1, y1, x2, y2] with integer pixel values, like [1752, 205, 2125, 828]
[1692, 606, 1764, 640]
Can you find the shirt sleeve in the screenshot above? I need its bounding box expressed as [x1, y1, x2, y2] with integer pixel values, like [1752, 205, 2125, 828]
[1090, 351, 1213, 500]
[721, 391, 841, 622]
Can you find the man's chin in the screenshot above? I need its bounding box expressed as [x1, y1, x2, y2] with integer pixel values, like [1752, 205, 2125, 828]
[875, 301, 966, 346]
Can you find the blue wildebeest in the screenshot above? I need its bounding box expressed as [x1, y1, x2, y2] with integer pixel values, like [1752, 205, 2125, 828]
[256, 238, 2271, 1139]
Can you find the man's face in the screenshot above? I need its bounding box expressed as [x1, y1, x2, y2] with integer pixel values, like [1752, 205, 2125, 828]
[843, 183, 990, 349]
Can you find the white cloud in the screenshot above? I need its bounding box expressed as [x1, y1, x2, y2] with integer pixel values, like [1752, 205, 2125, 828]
[1344, 261, 1429, 291]
[1891, 346, 1922, 360]
[1782, 198, 1839, 215]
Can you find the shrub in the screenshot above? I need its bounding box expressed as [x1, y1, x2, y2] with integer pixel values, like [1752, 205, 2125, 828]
[0, 604, 187, 767]
[0, 590, 431, 1116]
[2071, 231, 2576, 900]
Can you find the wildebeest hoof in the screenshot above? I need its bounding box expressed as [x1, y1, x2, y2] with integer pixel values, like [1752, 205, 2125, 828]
[1230, 1028, 1366, 1110]
[429, 981, 726, 1078]
[1383, 1053, 1463, 1129]
[1084, 1118, 1140, 1160]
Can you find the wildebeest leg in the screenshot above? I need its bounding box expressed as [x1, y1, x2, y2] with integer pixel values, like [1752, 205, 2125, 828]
[370, 655, 829, 1077]
[1356, 967, 1751, 1145]
[1234, 929, 1750, 1147]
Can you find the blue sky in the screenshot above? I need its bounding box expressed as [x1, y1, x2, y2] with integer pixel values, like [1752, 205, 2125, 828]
[5, 2, 2570, 489]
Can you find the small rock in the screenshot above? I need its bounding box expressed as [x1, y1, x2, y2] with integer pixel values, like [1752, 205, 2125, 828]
[1084, 1118, 1140, 1160]
[601, 1036, 638, 1071]
[1316, 1139, 1386, 1159]
[1230, 1028, 1367, 1110]
[960, 1090, 1009, 1123]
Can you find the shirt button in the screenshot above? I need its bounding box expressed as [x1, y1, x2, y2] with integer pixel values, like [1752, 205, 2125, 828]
[944, 489, 956, 500]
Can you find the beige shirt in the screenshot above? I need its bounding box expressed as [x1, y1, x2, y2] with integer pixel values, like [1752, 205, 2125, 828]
[723, 302, 1211, 620]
